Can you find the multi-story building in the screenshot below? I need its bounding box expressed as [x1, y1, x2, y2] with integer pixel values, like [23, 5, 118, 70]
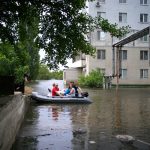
[63, 0, 150, 86]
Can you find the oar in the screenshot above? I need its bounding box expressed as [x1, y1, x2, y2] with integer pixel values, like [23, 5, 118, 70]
[116, 135, 150, 146]
[48, 88, 51, 92]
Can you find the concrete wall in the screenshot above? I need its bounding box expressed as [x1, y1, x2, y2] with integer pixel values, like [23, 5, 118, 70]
[0, 93, 30, 150]
[63, 68, 83, 83]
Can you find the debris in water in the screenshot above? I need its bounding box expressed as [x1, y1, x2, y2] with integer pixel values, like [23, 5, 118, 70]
[89, 141, 96, 144]
[72, 128, 87, 136]
[116, 134, 150, 146]
[116, 135, 135, 144]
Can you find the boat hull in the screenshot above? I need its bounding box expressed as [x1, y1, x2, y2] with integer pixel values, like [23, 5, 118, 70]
[31, 93, 92, 104]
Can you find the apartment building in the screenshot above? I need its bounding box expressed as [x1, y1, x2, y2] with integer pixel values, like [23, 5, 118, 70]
[64, 0, 150, 85]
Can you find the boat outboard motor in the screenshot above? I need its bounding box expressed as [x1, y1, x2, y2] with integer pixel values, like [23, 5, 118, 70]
[81, 92, 89, 97]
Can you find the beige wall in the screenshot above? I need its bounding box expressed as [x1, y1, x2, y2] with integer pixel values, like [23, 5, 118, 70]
[66, 38, 150, 85]
[86, 46, 113, 76]
[117, 46, 150, 85]
[63, 68, 83, 83]
[86, 45, 150, 85]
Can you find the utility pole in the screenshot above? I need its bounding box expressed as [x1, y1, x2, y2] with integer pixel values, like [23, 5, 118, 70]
[116, 46, 119, 90]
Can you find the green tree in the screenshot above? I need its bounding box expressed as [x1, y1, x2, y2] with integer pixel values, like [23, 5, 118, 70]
[0, 43, 16, 76]
[37, 64, 50, 80]
[37, 64, 63, 80]
[0, 0, 130, 70]
[0, 3, 40, 82]
[94, 16, 130, 37]
[18, 5, 40, 80]
[0, 42, 29, 83]
[50, 71, 63, 80]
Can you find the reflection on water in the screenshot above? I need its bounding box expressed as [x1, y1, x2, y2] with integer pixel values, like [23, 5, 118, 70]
[12, 80, 150, 150]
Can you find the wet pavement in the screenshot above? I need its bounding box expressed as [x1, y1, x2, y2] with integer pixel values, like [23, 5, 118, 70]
[11, 80, 150, 150]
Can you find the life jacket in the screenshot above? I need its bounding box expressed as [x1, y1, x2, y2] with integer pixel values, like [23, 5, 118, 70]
[73, 86, 79, 97]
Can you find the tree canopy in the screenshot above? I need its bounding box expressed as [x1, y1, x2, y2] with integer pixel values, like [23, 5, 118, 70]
[0, 0, 130, 70]
[1, 0, 95, 69]
[37, 64, 63, 80]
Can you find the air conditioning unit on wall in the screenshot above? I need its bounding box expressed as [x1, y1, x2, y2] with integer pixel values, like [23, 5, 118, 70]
[96, 2, 101, 7]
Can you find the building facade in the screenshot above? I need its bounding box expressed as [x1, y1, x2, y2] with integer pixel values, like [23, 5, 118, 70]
[64, 0, 150, 85]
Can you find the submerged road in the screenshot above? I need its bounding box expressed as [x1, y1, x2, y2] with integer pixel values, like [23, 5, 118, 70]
[12, 80, 150, 150]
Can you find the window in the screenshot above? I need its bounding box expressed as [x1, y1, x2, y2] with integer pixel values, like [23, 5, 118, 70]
[119, 0, 126, 3]
[97, 68, 105, 74]
[140, 50, 148, 60]
[140, 35, 148, 42]
[98, 0, 105, 3]
[119, 13, 127, 23]
[97, 50, 105, 59]
[140, 14, 148, 23]
[140, 69, 148, 78]
[120, 69, 127, 79]
[97, 12, 106, 19]
[97, 31, 106, 40]
[119, 50, 127, 60]
[140, 0, 147, 5]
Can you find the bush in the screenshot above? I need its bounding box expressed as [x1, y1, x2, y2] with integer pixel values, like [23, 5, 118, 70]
[0, 42, 30, 84]
[78, 70, 103, 88]
[37, 64, 63, 80]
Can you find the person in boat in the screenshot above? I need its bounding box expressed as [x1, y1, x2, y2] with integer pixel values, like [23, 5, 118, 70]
[55, 84, 71, 96]
[52, 83, 68, 96]
[66, 82, 76, 97]
[55, 83, 60, 90]
[70, 81, 83, 97]
[63, 85, 71, 96]
[51, 83, 60, 96]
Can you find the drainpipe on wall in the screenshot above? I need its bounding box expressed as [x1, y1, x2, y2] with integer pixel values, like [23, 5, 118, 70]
[149, 26, 150, 66]
[112, 36, 115, 76]
[116, 46, 120, 90]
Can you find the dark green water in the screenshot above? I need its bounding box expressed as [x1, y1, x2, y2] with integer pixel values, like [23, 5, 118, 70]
[12, 80, 150, 150]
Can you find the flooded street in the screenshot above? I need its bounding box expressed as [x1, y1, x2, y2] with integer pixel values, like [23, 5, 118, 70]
[12, 80, 150, 150]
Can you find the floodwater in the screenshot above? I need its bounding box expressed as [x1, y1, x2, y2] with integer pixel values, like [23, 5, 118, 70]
[12, 80, 150, 150]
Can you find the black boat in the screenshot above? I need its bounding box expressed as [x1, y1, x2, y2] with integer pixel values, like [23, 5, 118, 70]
[31, 92, 92, 104]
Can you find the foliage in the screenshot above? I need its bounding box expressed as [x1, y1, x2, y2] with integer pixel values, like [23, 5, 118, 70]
[0, 55, 13, 76]
[0, 3, 40, 82]
[0, 0, 130, 70]
[0, 42, 30, 83]
[37, 64, 63, 80]
[95, 16, 131, 38]
[78, 70, 103, 87]
[37, 64, 51, 80]
[0, 0, 96, 69]
[18, 6, 40, 80]
[0, 43, 15, 76]
[50, 71, 63, 80]
[14, 66, 29, 83]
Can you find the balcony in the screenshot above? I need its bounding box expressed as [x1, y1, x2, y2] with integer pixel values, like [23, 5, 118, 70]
[70, 59, 86, 68]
